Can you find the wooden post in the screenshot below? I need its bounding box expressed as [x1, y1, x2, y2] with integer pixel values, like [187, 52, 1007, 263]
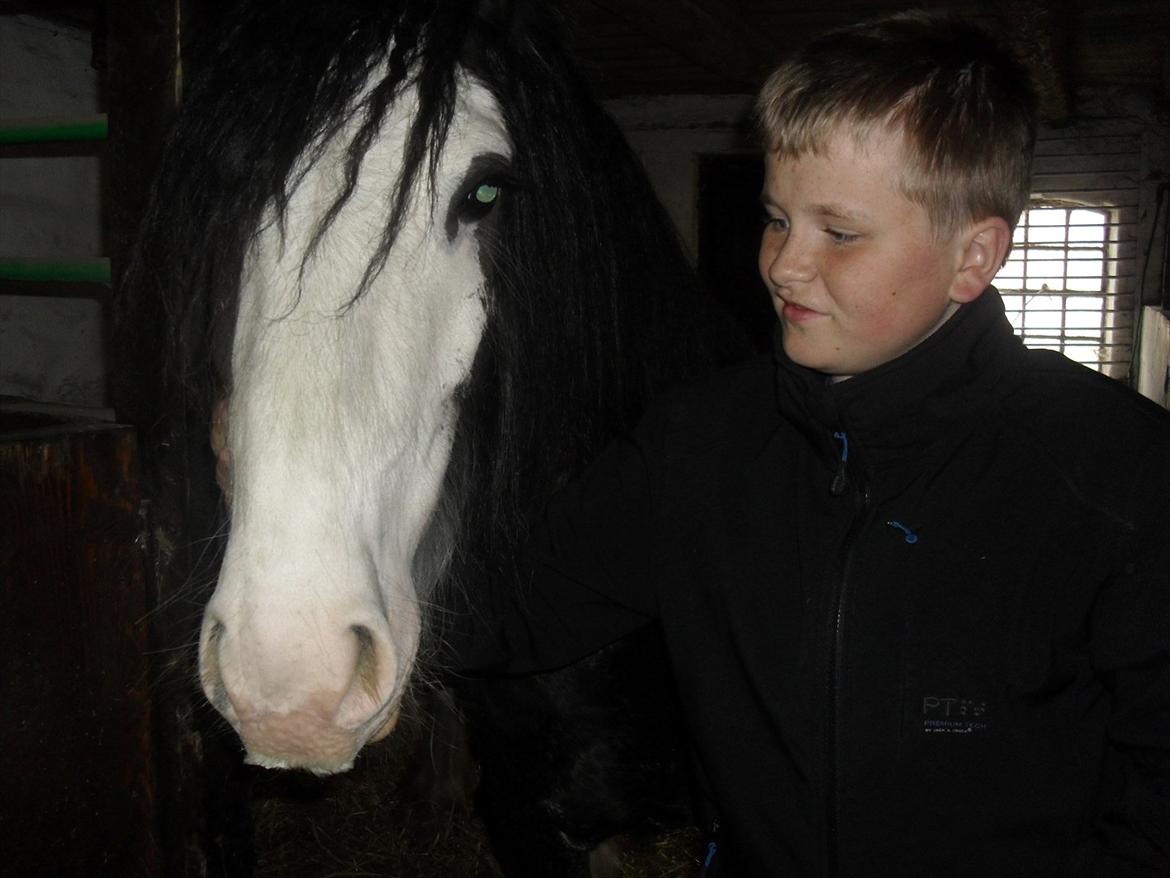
[106, 1, 255, 874]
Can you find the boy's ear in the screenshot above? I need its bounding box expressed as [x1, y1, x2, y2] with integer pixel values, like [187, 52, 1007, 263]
[949, 217, 1012, 304]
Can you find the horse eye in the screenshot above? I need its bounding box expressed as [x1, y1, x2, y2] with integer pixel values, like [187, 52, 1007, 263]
[473, 183, 499, 205]
[445, 153, 513, 240]
[460, 180, 502, 223]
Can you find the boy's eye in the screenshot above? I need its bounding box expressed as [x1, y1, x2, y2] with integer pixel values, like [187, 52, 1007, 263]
[826, 228, 859, 245]
[762, 213, 789, 232]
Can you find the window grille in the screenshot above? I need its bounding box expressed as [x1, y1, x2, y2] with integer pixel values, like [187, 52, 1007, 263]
[994, 205, 1120, 372]
[991, 117, 1145, 380]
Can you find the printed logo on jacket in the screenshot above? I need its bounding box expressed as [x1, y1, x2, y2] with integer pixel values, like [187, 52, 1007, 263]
[921, 696, 988, 734]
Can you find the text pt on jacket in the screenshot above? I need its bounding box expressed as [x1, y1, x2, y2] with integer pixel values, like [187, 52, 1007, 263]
[922, 696, 989, 734]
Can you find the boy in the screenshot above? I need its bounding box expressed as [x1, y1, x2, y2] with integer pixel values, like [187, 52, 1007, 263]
[449, 11, 1170, 878]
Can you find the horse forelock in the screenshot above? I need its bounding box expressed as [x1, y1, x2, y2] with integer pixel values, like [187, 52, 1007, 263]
[133, 0, 508, 415]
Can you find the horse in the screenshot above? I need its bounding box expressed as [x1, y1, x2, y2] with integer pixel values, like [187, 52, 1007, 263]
[123, 0, 744, 873]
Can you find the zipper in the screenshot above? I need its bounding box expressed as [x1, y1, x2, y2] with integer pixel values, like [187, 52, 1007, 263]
[830, 431, 849, 495]
[699, 818, 720, 876]
[825, 430, 872, 878]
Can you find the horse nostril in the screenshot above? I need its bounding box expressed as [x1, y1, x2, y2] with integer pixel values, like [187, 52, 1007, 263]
[351, 624, 379, 701]
[200, 618, 229, 710]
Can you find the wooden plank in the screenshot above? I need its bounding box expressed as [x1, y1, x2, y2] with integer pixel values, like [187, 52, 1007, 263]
[1034, 137, 1143, 158]
[1032, 173, 1143, 194]
[1031, 153, 1142, 175]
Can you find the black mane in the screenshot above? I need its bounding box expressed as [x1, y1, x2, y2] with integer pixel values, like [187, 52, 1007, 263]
[123, 0, 737, 642]
[436, 7, 735, 627]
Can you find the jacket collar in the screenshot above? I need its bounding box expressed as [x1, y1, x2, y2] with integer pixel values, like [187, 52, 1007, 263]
[773, 286, 1025, 494]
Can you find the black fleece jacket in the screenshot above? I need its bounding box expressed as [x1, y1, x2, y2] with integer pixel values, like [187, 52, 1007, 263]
[453, 288, 1170, 877]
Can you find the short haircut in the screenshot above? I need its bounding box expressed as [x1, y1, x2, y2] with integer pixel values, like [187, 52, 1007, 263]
[754, 12, 1038, 237]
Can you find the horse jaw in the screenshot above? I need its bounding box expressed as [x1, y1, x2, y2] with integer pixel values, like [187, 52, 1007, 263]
[198, 75, 509, 773]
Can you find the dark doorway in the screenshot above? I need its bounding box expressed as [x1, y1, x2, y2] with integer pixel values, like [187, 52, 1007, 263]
[697, 153, 775, 353]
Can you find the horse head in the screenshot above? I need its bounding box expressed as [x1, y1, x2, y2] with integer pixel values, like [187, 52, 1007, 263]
[199, 75, 511, 772]
[132, 0, 717, 780]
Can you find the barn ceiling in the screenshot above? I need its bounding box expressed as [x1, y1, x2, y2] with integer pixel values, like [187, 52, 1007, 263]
[3, 0, 1168, 123]
[563, 0, 1170, 122]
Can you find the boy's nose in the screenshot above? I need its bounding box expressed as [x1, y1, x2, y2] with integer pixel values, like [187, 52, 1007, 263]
[764, 240, 815, 286]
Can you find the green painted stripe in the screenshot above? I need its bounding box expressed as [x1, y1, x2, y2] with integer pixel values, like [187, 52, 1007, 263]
[0, 114, 109, 144]
[0, 258, 111, 284]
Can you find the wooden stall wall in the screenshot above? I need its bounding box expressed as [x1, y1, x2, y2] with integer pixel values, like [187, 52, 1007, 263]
[0, 419, 156, 876]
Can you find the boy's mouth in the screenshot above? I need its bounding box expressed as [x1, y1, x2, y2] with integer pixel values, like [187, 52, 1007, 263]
[781, 301, 824, 323]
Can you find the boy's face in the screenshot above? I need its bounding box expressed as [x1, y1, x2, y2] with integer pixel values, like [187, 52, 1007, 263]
[759, 126, 972, 380]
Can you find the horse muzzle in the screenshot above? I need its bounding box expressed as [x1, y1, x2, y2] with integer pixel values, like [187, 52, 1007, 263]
[199, 610, 411, 774]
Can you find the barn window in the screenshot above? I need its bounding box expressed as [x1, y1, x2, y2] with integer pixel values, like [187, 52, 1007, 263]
[991, 115, 1150, 382]
[994, 205, 1119, 372]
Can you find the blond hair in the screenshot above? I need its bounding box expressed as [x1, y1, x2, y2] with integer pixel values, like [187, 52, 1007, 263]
[754, 12, 1037, 237]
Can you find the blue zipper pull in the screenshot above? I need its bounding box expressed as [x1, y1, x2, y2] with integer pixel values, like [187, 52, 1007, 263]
[886, 520, 919, 544]
[700, 818, 720, 875]
[830, 431, 849, 495]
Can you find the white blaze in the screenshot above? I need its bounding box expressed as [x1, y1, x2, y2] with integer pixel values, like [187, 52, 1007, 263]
[199, 75, 510, 773]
